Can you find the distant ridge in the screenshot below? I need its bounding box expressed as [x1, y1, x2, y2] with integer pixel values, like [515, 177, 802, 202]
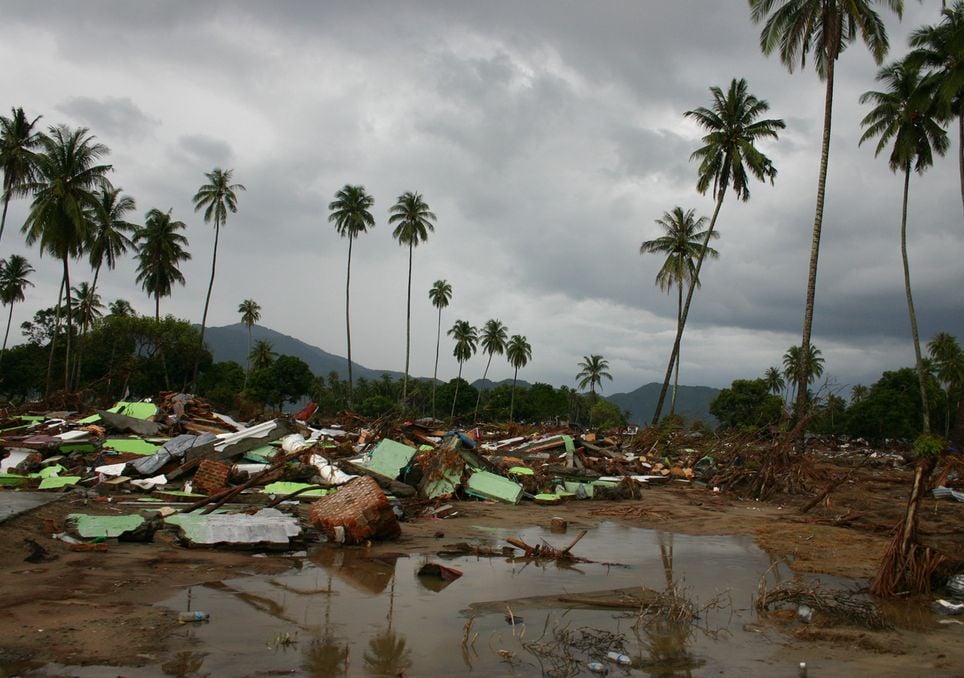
[606, 383, 719, 425]
[203, 323, 405, 382]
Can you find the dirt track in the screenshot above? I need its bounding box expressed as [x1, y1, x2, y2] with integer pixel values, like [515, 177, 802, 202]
[1, 458, 962, 675]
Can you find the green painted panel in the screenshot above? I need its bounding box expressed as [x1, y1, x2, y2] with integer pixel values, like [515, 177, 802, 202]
[465, 471, 523, 504]
[262, 481, 329, 497]
[68, 513, 145, 538]
[243, 445, 277, 463]
[508, 466, 534, 476]
[0, 474, 30, 487]
[562, 435, 575, 453]
[59, 443, 96, 453]
[421, 465, 462, 500]
[366, 439, 416, 480]
[38, 476, 81, 489]
[103, 438, 159, 455]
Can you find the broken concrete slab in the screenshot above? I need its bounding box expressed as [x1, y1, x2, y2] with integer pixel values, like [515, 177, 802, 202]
[0, 491, 63, 524]
[164, 508, 301, 547]
[96, 409, 162, 437]
[68, 513, 146, 539]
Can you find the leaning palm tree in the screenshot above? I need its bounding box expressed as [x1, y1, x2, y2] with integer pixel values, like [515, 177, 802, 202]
[860, 56, 948, 434]
[577, 354, 613, 397]
[328, 184, 375, 408]
[651, 78, 784, 423]
[428, 279, 452, 419]
[0, 107, 42, 247]
[0, 254, 34, 364]
[238, 298, 261, 387]
[473, 319, 509, 422]
[910, 1, 964, 216]
[505, 334, 532, 422]
[641, 207, 718, 415]
[192, 167, 245, 382]
[750, 0, 903, 426]
[134, 208, 190, 322]
[389, 191, 436, 404]
[87, 185, 136, 299]
[447, 319, 477, 419]
[21, 125, 112, 391]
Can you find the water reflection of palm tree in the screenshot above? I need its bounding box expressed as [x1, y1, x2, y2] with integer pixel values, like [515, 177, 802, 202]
[363, 628, 412, 676]
[302, 573, 348, 676]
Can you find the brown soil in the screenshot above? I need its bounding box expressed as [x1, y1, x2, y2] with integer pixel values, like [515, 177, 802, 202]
[1, 458, 963, 675]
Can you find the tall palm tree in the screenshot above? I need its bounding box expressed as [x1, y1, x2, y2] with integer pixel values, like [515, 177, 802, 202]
[0, 254, 34, 364]
[910, 1, 964, 216]
[134, 208, 190, 321]
[0, 107, 42, 248]
[238, 298, 261, 388]
[506, 334, 532, 422]
[21, 125, 112, 391]
[389, 191, 436, 404]
[651, 79, 784, 423]
[328, 184, 375, 408]
[577, 354, 613, 396]
[108, 298, 136, 317]
[928, 332, 963, 437]
[764, 365, 786, 397]
[473, 318, 509, 422]
[641, 207, 718, 415]
[750, 0, 903, 426]
[192, 167, 245, 382]
[782, 343, 825, 403]
[249, 338, 276, 371]
[87, 185, 136, 298]
[860, 57, 949, 434]
[447, 319, 477, 419]
[428, 279, 452, 419]
[70, 280, 103, 387]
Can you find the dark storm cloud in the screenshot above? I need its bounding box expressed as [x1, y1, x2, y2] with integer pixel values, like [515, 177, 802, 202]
[56, 96, 159, 140]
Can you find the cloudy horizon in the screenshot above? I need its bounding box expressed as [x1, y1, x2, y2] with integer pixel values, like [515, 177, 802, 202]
[2, 1, 961, 397]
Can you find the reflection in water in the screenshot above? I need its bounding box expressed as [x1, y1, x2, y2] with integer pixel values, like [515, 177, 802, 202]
[160, 651, 206, 677]
[302, 631, 349, 677]
[363, 628, 412, 676]
[310, 547, 401, 595]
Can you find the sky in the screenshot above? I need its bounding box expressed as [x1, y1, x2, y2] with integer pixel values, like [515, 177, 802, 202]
[1, 1, 961, 397]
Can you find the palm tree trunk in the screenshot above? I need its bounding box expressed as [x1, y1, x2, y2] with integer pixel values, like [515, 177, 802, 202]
[671, 283, 682, 415]
[62, 256, 73, 393]
[194, 218, 220, 388]
[346, 236, 354, 409]
[432, 306, 441, 419]
[958, 111, 963, 219]
[795, 55, 836, 435]
[451, 360, 463, 419]
[402, 242, 413, 405]
[244, 324, 252, 389]
[44, 279, 64, 399]
[474, 353, 493, 422]
[154, 292, 160, 323]
[510, 368, 518, 421]
[652, 185, 727, 424]
[0, 301, 13, 365]
[0, 193, 10, 246]
[900, 166, 931, 434]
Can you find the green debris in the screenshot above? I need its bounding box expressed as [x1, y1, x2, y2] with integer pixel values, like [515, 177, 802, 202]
[365, 439, 417, 481]
[68, 513, 145, 538]
[262, 481, 329, 497]
[508, 466, 535, 476]
[102, 438, 160, 455]
[465, 470, 523, 504]
[38, 476, 81, 489]
[76, 401, 159, 424]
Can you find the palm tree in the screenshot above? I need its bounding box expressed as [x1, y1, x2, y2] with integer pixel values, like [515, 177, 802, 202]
[473, 319, 509, 422]
[428, 279, 452, 419]
[21, 125, 112, 391]
[108, 298, 136, 317]
[764, 365, 786, 396]
[328, 184, 375, 408]
[389, 191, 436, 404]
[910, 1, 964, 216]
[783, 343, 825, 403]
[750, 0, 903, 426]
[447, 319, 477, 419]
[506, 334, 532, 422]
[641, 207, 718, 415]
[134, 208, 190, 321]
[651, 79, 784, 423]
[87, 185, 136, 298]
[860, 57, 949, 434]
[0, 254, 34, 364]
[238, 298, 261, 388]
[192, 167, 245, 382]
[249, 339, 276, 371]
[70, 280, 103, 386]
[0, 107, 42, 248]
[928, 332, 963, 437]
[577, 354, 613, 396]
[851, 383, 869, 403]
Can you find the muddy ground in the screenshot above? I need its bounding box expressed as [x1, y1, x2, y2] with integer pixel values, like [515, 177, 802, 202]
[1, 456, 962, 676]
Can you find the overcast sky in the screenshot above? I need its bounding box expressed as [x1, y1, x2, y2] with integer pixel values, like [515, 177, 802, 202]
[2, 1, 960, 396]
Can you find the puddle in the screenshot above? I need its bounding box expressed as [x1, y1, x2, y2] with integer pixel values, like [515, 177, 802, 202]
[21, 522, 931, 676]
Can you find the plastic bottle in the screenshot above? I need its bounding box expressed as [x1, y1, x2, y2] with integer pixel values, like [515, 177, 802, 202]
[587, 661, 609, 674]
[178, 611, 210, 623]
[606, 651, 631, 665]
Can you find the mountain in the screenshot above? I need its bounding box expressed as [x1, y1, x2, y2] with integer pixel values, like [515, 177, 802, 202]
[471, 377, 533, 391]
[203, 323, 406, 382]
[606, 383, 720, 425]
